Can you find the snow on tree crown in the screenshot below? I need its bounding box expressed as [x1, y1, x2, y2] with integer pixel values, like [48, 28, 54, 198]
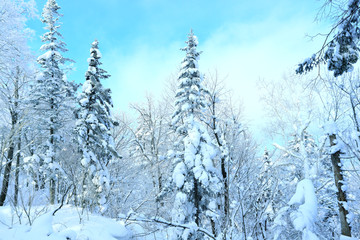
[171, 30, 210, 132]
[42, 0, 61, 25]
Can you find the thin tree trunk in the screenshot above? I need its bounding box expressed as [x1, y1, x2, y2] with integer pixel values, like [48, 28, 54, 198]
[194, 177, 200, 226]
[50, 178, 55, 204]
[157, 165, 162, 193]
[14, 69, 21, 206]
[0, 71, 20, 206]
[0, 98, 18, 206]
[211, 97, 229, 240]
[329, 134, 352, 237]
[73, 182, 78, 206]
[14, 132, 21, 206]
[240, 201, 247, 240]
[49, 119, 55, 205]
[211, 219, 216, 237]
[0, 138, 15, 206]
[221, 154, 229, 239]
[158, 169, 164, 207]
[49, 94, 56, 205]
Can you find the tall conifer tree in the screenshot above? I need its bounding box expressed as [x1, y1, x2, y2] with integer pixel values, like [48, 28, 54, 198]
[31, 0, 76, 204]
[76, 40, 117, 213]
[171, 30, 222, 239]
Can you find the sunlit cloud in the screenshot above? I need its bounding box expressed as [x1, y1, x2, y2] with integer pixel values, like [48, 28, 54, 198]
[104, 9, 328, 140]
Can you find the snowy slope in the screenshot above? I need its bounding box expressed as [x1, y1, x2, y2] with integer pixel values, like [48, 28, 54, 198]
[0, 205, 131, 240]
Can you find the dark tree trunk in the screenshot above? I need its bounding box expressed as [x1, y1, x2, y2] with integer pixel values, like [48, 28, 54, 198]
[14, 133, 21, 206]
[157, 165, 162, 193]
[50, 125, 55, 205]
[211, 96, 229, 240]
[0, 111, 17, 206]
[49, 96, 56, 205]
[329, 134, 352, 237]
[211, 219, 216, 237]
[221, 155, 229, 220]
[0, 139, 15, 206]
[0, 72, 20, 206]
[194, 177, 200, 226]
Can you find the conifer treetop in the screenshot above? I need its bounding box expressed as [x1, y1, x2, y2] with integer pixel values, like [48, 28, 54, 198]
[85, 39, 110, 83]
[172, 30, 208, 132]
[39, 0, 68, 56]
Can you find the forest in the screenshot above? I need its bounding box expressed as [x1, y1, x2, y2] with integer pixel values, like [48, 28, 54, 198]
[0, 0, 360, 239]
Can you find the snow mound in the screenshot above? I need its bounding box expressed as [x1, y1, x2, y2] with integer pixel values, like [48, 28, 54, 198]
[0, 205, 131, 240]
[340, 236, 358, 240]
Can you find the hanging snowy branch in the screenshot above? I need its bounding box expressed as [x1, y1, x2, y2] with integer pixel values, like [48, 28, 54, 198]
[273, 143, 303, 160]
[296, 0, 360, 77]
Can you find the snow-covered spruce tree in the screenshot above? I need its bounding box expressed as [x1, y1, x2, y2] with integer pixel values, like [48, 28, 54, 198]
[75, 40, 118, 213]
[30, 0, 76, 205]
[170, 30, 222, 239]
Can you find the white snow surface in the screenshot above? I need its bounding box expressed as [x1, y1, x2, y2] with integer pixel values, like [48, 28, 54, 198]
[323, 121, 339, 135]
[82, 81, 93, 94]
[288, 179, 319, 239]
[0, 205, 131, 240]
[172, 161, 186, 188]
[340, 235, 358, 240]
[88, 66, 97, 74]
[288, 179, 317, 228]
[37, 50, 62, 62]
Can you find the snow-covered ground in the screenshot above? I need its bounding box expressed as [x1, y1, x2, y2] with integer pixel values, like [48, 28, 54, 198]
[0, 205, 169, 240]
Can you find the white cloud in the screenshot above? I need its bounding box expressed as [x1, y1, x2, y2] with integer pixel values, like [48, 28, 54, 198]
[105, 12, 328, 139]
[104, 41, 183, 111]
[199, 15, 328, 131]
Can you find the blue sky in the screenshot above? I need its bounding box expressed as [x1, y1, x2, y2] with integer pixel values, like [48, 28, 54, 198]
[28, 0, 328, 134]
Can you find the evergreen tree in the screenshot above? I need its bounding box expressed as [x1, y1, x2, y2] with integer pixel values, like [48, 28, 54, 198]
[30, 0, 76, 204]
[75, 40, 118, 213]
[170, 30, 222, 239]
[297, 0, 360, 77]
